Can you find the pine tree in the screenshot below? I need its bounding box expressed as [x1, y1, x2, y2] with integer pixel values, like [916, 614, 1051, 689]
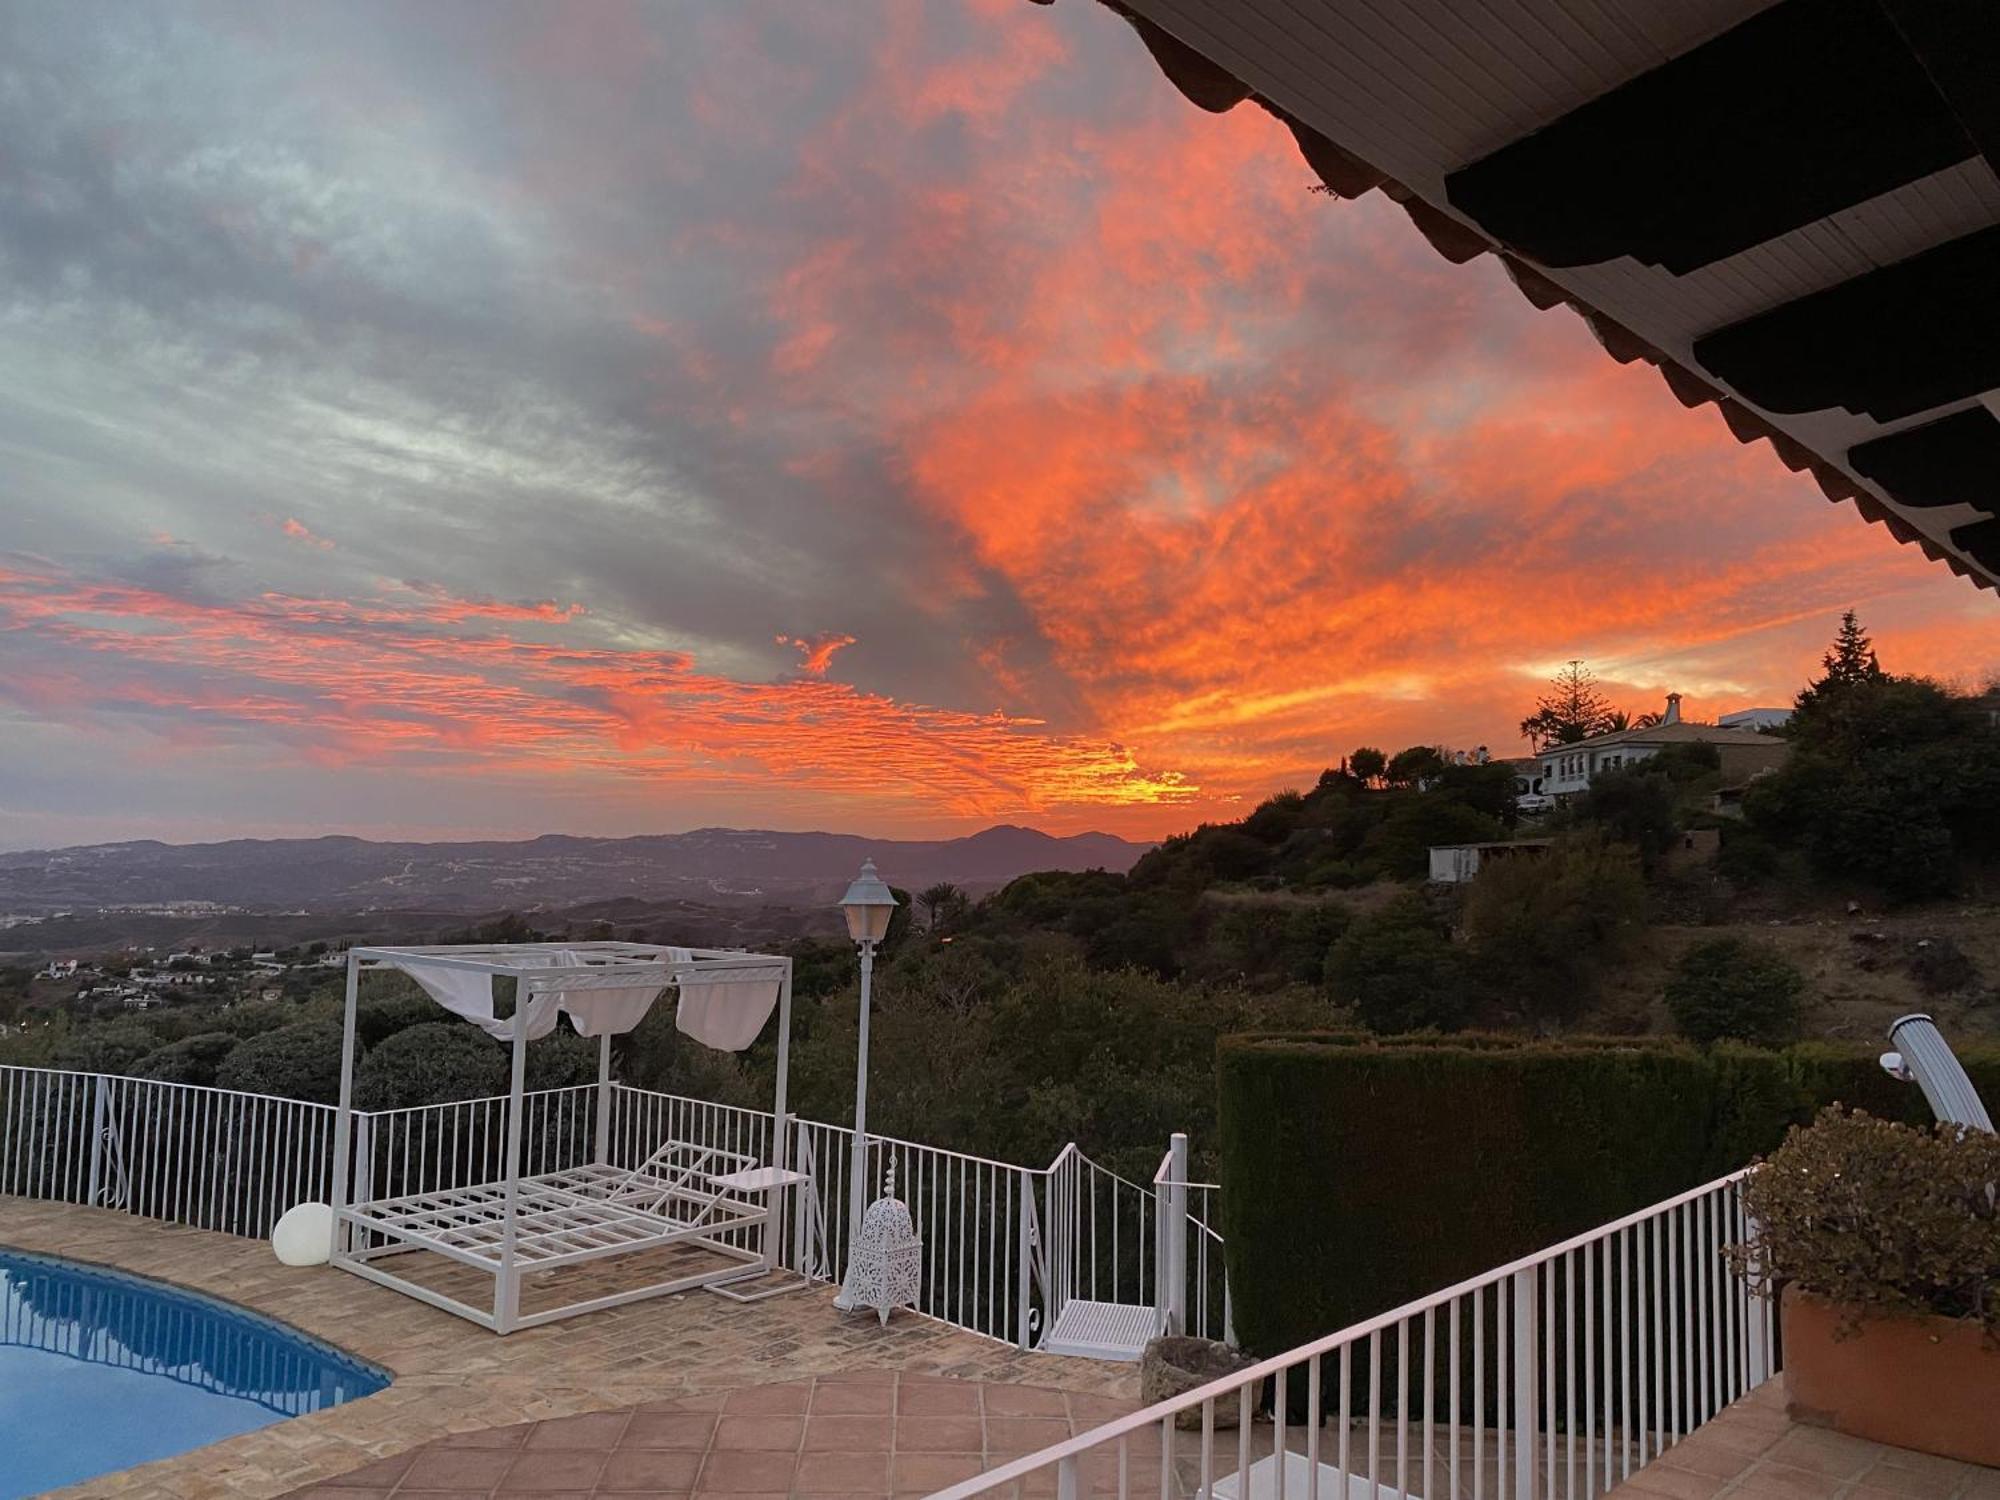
[1816, 610, 1883, 689]
[1518, 660, 1616, 749]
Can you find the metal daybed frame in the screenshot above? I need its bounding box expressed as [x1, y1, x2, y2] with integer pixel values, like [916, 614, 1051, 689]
[329, 943, 794, 1333]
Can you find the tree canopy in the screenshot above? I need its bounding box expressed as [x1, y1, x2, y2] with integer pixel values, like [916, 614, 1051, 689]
[1807, 609, 1884, 699]
[1519, 660, 1616, 749]
[1747, 672, 2000, 899]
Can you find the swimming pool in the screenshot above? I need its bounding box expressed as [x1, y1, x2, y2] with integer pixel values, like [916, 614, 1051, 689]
[0, 1248, 389, 1498]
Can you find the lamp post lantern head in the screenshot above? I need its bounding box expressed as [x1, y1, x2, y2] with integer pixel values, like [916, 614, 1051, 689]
[839, 859, 898, 945]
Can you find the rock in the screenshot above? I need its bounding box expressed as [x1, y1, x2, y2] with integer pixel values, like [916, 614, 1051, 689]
[1140, 1335, 1259, 1429]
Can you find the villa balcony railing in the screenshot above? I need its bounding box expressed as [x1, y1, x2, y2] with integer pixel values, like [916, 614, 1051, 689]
[0, 1064, 1227, 1358]
[3, 1063, 1780, 1500]
[927, 1169, 1773, 1500]
[0, 1063, 340, 1238]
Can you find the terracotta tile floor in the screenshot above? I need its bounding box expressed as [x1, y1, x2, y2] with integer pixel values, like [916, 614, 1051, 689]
[0, 1200, 1134, 1500]
[274, 1370, 1999, 1500]
[9, 1201, 1993, 1500]
[1609, 1379, 2000, 1500]
[281, 1372, 1137, 1500]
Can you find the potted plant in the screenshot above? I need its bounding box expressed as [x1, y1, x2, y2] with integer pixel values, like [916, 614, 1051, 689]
[1733, 1106, 2000, 1465]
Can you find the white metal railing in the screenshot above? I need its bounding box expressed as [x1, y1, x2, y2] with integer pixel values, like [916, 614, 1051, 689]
[1153, 1135, 1231, 1345]
[354, 1082, 600, 1206]
[1, 1065, 339, 1238]
[0, 1065, 1223, 1356]
[927, 1169, 1773, 1500]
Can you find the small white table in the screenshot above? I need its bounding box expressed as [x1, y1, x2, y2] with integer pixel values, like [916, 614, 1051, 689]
[703, 1166, 815, 1303]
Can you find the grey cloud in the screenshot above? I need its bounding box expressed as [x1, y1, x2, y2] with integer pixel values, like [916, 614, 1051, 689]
[0, 3, 1066, 713]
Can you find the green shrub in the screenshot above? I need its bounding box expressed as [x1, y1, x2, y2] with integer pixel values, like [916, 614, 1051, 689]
[1715, 824, 1780, 883]
[1216, 1032, 2000, 1357]
[213, 1020, 345, 1103]
[1906, 937, 1979, 996]
[526, 1027, 602, 1091]
[1461, 836, 1646, 1026]
[353, 1022, 506, 1111]
[356, 986, 444, 1048]
[1575, 766, 1680, 864]
[1733, 1107, 2000, 1337]
[1323, 894, 1471, 1032]
[1745, 676, 2000, 900]
[1360, 798, 1502, 880]
[1665, 937, 1804, 1045]
[211, 999, 308, 1039]
[51, 1022, 162, 1075]
[1650, 741, 1723, 780]
[1243, 790, 1307, 844]
[129, 1032, 239, 1087]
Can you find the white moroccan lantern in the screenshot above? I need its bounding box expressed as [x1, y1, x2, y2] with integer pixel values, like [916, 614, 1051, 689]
[833, 1162, 922, 1326]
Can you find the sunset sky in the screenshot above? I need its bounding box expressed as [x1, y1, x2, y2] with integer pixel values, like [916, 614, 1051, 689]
[3, 0, 1997, 851]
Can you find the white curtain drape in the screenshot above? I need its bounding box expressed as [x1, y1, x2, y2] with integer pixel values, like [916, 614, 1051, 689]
[397, 960, 565, 1042]
[392, 949, 777, 1051]
[671, 946, 781, 1052]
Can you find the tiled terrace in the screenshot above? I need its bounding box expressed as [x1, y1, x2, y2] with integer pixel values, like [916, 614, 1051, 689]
[281, 1372, 1130, 1500]
[0, 1200, 1135, 1500]
[6, 1201, 1993, 1500]
[1611, 1380, 1999, 1500]
[261, 1372, 1999, 1500]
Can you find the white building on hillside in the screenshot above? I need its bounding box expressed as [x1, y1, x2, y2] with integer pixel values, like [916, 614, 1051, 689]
[1718, 706, 1792, 731]
[1539, 694, 1788, 798]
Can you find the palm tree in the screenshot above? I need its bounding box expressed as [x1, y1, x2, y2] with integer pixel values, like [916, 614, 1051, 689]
[917, 882, 965, 933]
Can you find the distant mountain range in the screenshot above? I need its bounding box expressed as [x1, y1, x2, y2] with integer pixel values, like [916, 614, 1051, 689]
[0, 825, 1153, 916]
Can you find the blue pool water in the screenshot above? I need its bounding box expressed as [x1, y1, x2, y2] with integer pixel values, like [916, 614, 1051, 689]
[0, 1248, 389, 1498]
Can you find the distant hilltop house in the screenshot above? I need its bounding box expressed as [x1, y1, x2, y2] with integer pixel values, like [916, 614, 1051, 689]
[1717, 706, 1792, 732]
[1538, 694, 1788, 799]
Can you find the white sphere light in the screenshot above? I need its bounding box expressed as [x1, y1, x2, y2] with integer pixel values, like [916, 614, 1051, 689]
[271, 1201, 334, 1266]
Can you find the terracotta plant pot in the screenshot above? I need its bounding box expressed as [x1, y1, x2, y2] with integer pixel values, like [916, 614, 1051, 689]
[1782, 1285, 2000, 1466]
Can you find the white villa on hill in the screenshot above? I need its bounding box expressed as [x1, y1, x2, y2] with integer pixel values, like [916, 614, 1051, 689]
[1539, 693, 1787, 798]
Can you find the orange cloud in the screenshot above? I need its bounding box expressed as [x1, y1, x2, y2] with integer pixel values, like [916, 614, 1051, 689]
[392, 579, 585, 624]
[691, 1, 2000, 822]
[0, 561, 1192, 823]
[776, 632, 857, 677]
[280, 517, 335, 550]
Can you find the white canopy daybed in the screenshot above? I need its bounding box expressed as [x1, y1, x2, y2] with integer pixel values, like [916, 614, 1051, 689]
[329, 942, 796, 1333]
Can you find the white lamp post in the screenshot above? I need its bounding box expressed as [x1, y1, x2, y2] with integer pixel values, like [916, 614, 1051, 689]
[838, 859, 898, 1250]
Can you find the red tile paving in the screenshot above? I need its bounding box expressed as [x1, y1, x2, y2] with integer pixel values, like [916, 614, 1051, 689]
[1612, 1379, 1997, 1500]
[285, 1374, 1135, 1500]
[288, 1370, 1999, 1500]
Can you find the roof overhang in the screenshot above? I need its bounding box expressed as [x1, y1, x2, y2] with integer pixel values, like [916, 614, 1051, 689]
[1087, 0, 2000, 593]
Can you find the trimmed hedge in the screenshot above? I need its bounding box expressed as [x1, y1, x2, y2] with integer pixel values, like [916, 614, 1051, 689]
[1217, 1032, 2000, 1358]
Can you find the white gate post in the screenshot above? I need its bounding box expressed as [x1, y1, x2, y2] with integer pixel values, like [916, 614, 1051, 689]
[495, 994, 532, 1334]
[791, 1118, 811, 1274]
[1165, 1132, 1190, 1337]
[594, 1033, 614, 1166]
[1512, 1267, 1540, 1500]
[1744, 1205, 1771, 1387]
[1017, 1170, 1036, 1350]
[85, 1075, 109, 1207]
[351, 1113, 374, 1216]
